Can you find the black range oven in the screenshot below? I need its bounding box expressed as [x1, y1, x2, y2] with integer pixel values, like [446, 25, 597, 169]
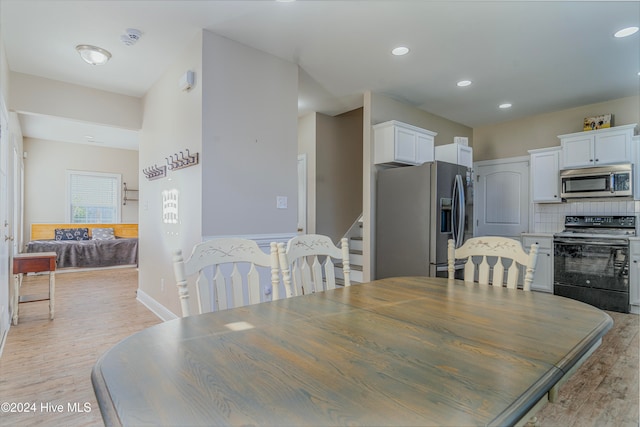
[553, 215, 636, 313]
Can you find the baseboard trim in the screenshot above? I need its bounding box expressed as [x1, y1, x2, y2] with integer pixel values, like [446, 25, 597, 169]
[136, 288, 179, 322]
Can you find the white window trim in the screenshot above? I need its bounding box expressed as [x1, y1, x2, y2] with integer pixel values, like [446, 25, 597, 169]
[66, 170, 122, 223]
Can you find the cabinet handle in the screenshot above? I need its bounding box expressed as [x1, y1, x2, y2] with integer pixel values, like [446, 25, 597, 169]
[595, 158, 599, 162]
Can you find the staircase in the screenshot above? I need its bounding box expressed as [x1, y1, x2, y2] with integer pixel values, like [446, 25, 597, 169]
[336, 216, 364, 284]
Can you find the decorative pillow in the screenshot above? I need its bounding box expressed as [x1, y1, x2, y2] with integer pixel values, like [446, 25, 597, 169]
[55, 228, 89, 241]
[92, 227, 116, 240]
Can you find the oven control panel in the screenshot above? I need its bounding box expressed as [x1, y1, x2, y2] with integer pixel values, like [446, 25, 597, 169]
[564, 215, 636, 229]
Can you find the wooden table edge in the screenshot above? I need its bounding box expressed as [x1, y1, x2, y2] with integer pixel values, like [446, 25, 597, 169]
[490, 310, 613, 426]
[91, 358, 123, 427]
[489, 366, 563, 427]
[554, 311, 614, 373]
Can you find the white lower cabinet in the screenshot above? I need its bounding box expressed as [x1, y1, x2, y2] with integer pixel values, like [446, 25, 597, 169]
[522, 234, 553, 293]
[630, 239, 640, 314]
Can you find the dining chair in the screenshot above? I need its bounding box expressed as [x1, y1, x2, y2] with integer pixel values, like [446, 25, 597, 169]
[447, 236, 539, 290]
[173, 238, 280, 317]
[277, 234, 350, 297]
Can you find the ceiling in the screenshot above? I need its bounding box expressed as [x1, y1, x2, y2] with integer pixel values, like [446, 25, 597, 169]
[1, 0, 639, 151]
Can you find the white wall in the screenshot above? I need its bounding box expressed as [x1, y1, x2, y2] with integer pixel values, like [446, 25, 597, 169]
[9, 73, 142, 130]
[201, 30, 298, 237]
[0, 32, 9, 105]
[138, 32, 203, 318]
[138, 30, 298, 318]
[22, 138, 138, 241]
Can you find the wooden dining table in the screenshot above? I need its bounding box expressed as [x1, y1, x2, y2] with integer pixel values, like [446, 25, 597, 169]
[92, 276, 612, 427]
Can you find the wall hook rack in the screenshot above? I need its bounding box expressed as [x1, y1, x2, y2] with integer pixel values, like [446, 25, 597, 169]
[167, 149, 199, 171]
[143, 164, 167, 181]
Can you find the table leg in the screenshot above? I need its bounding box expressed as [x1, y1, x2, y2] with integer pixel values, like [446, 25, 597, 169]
[12, 273, 21, 326]
[49, 271, 55, 320]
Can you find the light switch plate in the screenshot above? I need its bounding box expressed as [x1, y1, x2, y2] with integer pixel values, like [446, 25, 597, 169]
[277, 196, 288, 209]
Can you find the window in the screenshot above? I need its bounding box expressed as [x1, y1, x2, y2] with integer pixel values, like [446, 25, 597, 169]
[67, 171, 121, 223]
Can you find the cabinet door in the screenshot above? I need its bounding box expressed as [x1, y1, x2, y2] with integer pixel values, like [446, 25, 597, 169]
[635, 136, 640, 200]
[594, 131, 631, 165]
[458, 145, 473, 168]
[522, 236, 553, 293]
[532, 250, 553, 293]
[531, 150, 560, 202]
[394, 127, 417, 163]
[561, 134, 594, 168]
[630, 242, 640, 314]
[415, 132, 434, 164]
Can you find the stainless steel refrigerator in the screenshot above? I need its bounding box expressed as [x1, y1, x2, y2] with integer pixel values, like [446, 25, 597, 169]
[376, 161, 473, 279]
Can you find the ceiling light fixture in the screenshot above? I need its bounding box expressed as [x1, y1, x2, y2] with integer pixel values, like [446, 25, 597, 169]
[614, 26, 639, 38]
[499, 103, 512, 109]
[391, 46, 410, 56]
[457, 80, 472, 87]
[75, 44, 111, 65]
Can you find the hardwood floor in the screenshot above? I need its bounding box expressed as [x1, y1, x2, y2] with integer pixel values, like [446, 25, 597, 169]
[0, 269, 638, 426]
[0, 268, 160, 427]
[536, 310, 640, 427]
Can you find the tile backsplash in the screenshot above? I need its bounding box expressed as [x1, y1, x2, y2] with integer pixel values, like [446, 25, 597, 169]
[533, 200, 640, 233]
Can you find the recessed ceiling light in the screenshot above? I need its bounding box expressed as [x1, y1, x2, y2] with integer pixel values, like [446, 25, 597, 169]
[614, 26, 639, 38]
[75, 45, 111, 65]
[391, 46, 410, 56]
[499, 103, 512, 109]
[457, 80, 472, 87]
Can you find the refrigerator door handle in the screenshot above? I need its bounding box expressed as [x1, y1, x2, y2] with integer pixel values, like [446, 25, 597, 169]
[454, 174, 465, 248]
[451, 175, 459, 246]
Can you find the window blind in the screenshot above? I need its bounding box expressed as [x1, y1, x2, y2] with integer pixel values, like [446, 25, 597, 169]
[69, 172, 120, 223]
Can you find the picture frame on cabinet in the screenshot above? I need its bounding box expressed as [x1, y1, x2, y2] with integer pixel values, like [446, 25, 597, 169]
[583, 114, 612, 131]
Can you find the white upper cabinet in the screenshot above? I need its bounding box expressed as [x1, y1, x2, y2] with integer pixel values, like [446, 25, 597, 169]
[374, 120, 436, 166]
[529, 147, 561, 203]
[559, 124, 636, 169]
[435, 143, 473, 168]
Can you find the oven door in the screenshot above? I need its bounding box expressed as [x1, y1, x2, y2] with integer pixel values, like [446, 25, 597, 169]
[554, 237, 629, 312]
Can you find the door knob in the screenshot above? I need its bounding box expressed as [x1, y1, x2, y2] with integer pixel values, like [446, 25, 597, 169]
[4, 235, 14, 241]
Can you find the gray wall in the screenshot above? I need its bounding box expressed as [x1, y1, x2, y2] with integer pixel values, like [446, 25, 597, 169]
[473, 95, 639, 161]
[201, 30, 298, 237]
[316, 108, 363, 242]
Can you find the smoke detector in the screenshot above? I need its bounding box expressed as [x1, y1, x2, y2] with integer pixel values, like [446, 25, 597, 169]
[120, 28, 142, 46]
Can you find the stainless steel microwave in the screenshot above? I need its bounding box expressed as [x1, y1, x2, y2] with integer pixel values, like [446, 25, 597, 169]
[560, 164, 633, 199]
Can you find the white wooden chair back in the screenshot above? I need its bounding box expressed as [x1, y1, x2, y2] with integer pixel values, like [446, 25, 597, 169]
[173, 238, 280, 317]
[447, 236, 538, 290]
[277, 234, 350, 297]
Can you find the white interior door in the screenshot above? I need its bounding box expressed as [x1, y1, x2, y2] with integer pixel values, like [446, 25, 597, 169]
[0, 97, 10, 351]
[475, 157, 529, 238]
[297, 154, 307, 234]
